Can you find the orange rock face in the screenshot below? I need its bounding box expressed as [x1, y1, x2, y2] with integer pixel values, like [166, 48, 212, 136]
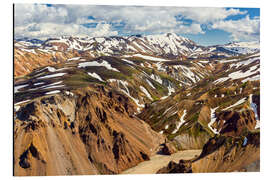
[14, 48, 82, 77]
[14, 86, 164, 176]
[216, 110, 256, 137]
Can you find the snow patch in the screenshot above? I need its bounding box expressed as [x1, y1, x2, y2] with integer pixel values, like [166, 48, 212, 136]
[167, 84, 175, 96]
[130, 54, 170, 61]
[228, 65, 259, 80]
[110, 79, 145, 110]
[34, 82, 45, 86]
[213, 77, 230, 84]
[65, 91, 74, 97]
[20, 48, 37, 54]
[37, 73, 67, 79]
[14, 84, 28, 93]
[122, 59, 136, 65]
[172, 110, 187, 134]
[150, 74, 162, 84]
[249, 94, 260, 129]
[209, 107, 220, 134]
[140, 86, 153, 100]
[67, 57, 81, 61]
[88, 72, 104, 82]
[146, 79, 156, 89]
[14, 99, 30, 106]
[243, 137, 248, 146]
[241, 74, 260, 83]
[163, 106, 174, 115]
[78, 60, 120, 72]
[45, 90, 61, 95]
[223, 97, 246, 110]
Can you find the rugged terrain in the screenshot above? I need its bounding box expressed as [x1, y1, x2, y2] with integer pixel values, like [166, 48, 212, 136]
[14, 33, 260, 175]
[14, 33, 259, 77]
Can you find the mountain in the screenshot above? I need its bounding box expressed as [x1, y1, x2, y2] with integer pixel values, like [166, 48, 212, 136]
[14, 85, 165, 175]
[14, 33, 259, 77]
[217, 41, 260, 55]
[139, 52, 260, 148]
[14, 33, 260, 175]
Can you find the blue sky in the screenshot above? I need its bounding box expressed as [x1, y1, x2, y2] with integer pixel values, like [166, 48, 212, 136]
[14, 4, 260, 46]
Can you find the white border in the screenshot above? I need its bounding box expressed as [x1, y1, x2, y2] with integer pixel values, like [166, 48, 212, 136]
[12, 0, 261, 7]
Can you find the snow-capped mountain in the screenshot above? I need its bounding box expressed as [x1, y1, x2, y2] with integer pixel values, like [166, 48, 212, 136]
[15, 33, 260, 63]
[216, 41, 260, 55]
[20, 33, 200, 58]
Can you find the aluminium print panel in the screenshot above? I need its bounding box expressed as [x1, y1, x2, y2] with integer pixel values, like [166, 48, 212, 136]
[13, 4, 260, 176]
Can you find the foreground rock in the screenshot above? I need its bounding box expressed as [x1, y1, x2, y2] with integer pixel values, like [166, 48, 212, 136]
[156, 131, 260, 173]
[192, 131, 260, 172]
[157, 160, 192, 173]
[159, 142, 177, 155]
[14, 85, 164, 176]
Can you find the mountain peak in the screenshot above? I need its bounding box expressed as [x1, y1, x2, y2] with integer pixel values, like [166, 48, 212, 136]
[165, 32, 178, 37]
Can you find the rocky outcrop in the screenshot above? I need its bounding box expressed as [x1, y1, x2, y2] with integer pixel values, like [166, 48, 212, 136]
[252, 94, 260, 119]
[14, 85, 164, 176]
[216, 110, 256, 136]
[192, 132, 260, 172]
[156, 131, 260, 173]
[159, 142, 177, 155]
[173, 133, 210, 150]
[157, 160, 192, 173]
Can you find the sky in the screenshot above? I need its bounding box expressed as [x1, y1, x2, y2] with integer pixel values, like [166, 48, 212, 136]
[14, 4, 260, 46]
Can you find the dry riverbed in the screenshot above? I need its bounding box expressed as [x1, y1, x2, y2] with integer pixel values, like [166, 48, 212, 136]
[121, 149, 201, 174]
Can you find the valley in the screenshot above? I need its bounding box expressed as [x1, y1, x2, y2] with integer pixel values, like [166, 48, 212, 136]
[122, 149, 201, 174]
[13, 33, 260, 175]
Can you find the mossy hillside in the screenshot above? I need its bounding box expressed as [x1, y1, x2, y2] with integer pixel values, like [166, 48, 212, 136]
[64, 71, 106, 88]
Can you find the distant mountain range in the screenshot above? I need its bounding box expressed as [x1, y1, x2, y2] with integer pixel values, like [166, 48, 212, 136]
[15, 33, 259, 58]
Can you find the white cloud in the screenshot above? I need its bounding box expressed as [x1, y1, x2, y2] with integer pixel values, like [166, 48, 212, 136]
[177, 23, 204, 34]
[211, 15, 260, 41]
[14, 4, 68, 26]
[91, 23, 118, 37]
[177, 7, 247, 23]
[15, 22, 117, 39]
[14, 4, 253, 39]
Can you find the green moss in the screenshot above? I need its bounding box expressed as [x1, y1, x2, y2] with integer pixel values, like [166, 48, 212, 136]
[189, 112, 200, 122]
[136, 66, 152, 75]
[152, 81, 168, 95]
[152, 95, 160, 101]
[64, 72, 106, 87]
[99, 70, 129, 80]
[159, 73, 180, 86]
[254, 90, 260, 96]
[190, 122, 205, 137]
[241, 81, 248, 89]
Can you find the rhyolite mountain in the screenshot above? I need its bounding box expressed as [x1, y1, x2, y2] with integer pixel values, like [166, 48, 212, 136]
[14, 33, 260, 175]
[14, 33, 259, 77]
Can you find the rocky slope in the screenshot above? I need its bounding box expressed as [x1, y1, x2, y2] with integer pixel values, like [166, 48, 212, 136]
[157, 131, 260, 173]
[138, 52, 260, 150]
[14, 85, 164, 176]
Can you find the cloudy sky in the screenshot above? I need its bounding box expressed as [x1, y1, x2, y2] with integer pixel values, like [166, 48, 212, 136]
[14, 4, 260, 45]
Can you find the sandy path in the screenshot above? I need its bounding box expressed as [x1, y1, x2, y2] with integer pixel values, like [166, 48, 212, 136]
[121, 150, 201, 174]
